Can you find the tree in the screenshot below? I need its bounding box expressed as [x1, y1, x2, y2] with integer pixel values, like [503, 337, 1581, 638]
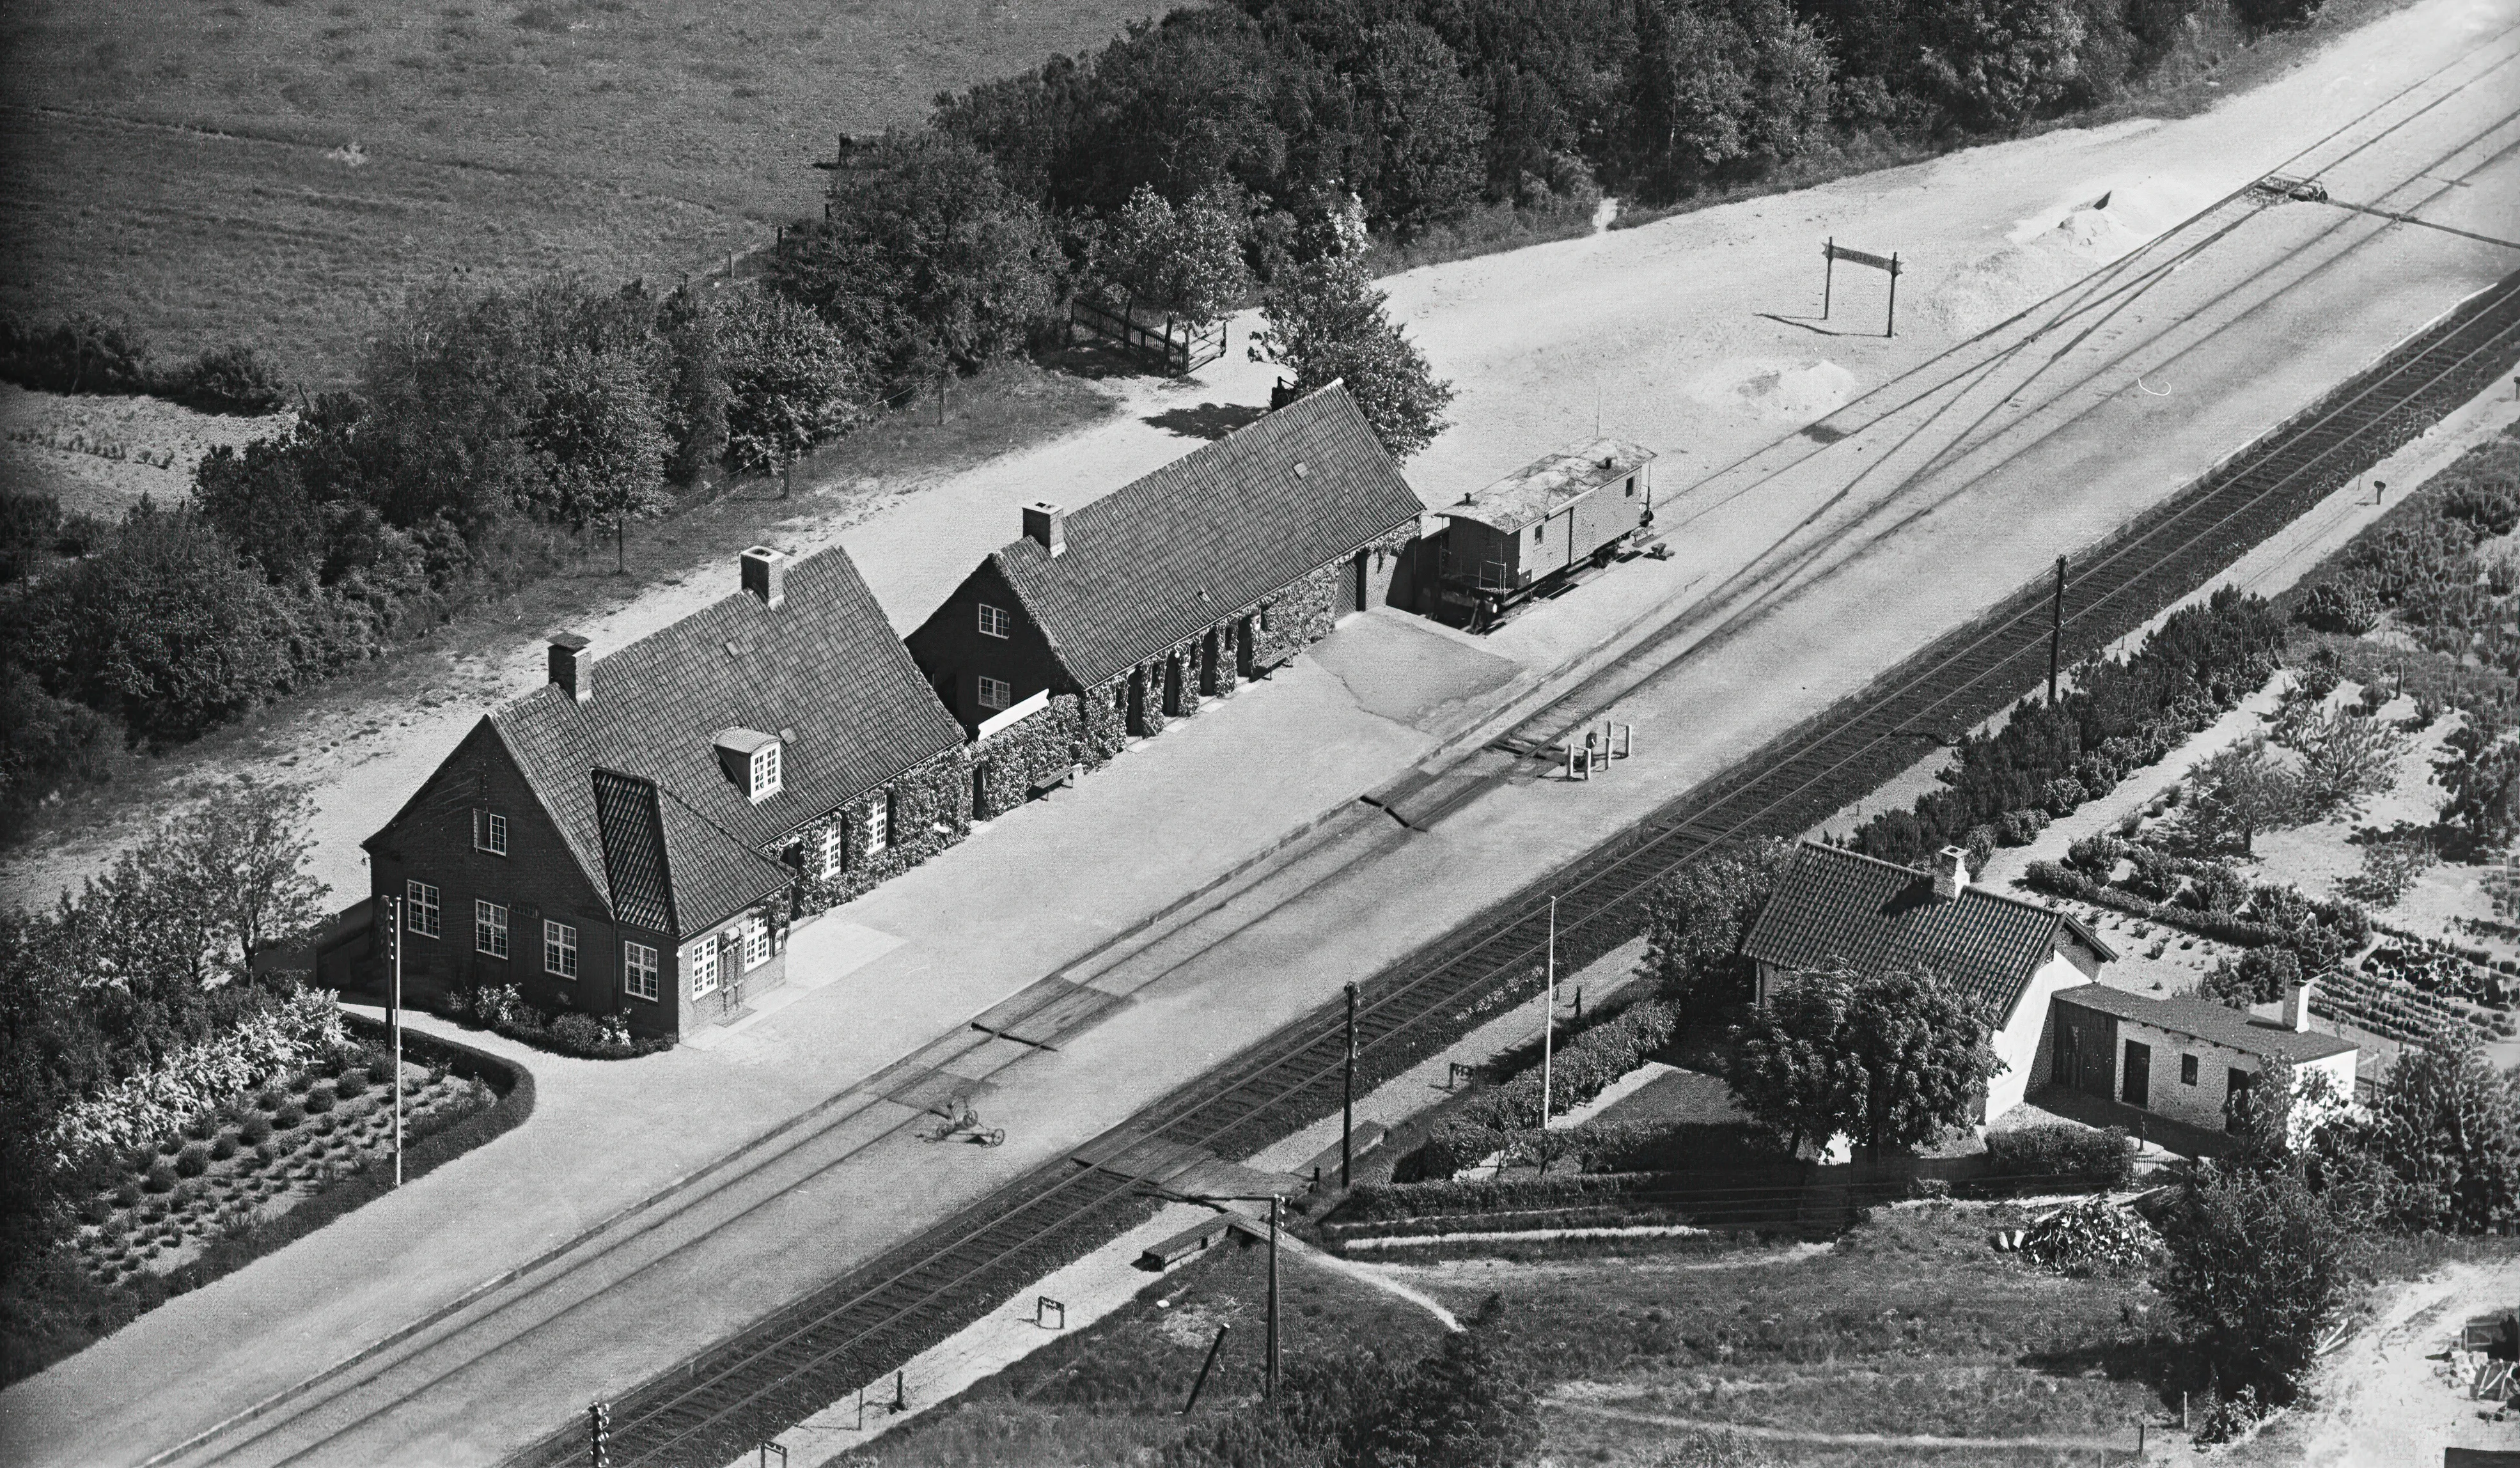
[2276, 705, 2411, 816]
[1093, 184, 1255, 327]
[1726, 964, 1997, 1157]
[1248, 210, 1454, 460]
[1837, 965, 2000, 1155]
[1724, 967, 1853, 1157]
[2438, 717, 2520, 849]
[1638, 838, 1790, 1026]
[774, 130, 1065, 384]
[1616, 0, 1835, 201]
[526, 344, 670, 572]
[2329, 1037, 2520, 1234]
[1912, 0, 2088, 133]
[194, 436, 324, 583]
[2156, 1161, 2359, 1405]
[655, 283, 728, 487]
[2179, 738, 2308, 857]
[1352, 22, 1489, 238]
[716, 290, 873, 481]
[168, 783, 331, 978]
[8, 502, 298, 744]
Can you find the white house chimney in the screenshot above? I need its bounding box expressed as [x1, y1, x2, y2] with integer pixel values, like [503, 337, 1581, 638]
[740, 546, 787, 608]
[1931, 845, 1969, 900]
[1022, 502, 1067, 557]
[2284, 980, 2314, 1033]
[548, 634, 592, 702]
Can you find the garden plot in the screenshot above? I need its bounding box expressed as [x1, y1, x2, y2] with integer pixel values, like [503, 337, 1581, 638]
[0, 382, 290, 520]
[63, 1050, 490, 1292]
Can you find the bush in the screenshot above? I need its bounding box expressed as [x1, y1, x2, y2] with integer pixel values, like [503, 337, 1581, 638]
[1982, 1124, 2134, 1188]
[1996, 808, 2051, 845]
[334, 1068, 367, 1100]
[547, 1011, 609, 1055]
[238, 1113, 270, 1146]
[2292, 579, 2381, 634]
[272, 1103, 303, 1130]
[167, 343, 290, 415]
[173, 1144, 209, 1178]
[301, 1084, 335, 1116]
[209, 1134, 237, 1162]
[142, 1160, 176, 1194]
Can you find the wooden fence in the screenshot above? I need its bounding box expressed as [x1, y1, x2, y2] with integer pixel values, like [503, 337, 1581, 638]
[1070, 297, 1226, 375]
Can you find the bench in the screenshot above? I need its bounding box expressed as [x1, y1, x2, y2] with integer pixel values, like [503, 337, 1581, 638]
[1137, 1211, 1271, 1271]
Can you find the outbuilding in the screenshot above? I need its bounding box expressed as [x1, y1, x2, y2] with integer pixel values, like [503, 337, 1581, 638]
[2047, 981, 2358, 1136]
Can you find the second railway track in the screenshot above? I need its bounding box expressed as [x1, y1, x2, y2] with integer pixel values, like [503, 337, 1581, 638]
[534, 267, 2520, 1468]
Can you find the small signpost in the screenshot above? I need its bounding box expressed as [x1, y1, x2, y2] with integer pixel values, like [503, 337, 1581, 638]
[1823, 238, 1903, 338]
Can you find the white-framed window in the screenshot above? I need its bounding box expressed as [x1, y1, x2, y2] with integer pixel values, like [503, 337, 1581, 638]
[474, 900, 509, 959]
[748, 741, 782, 800]
[474, 809, 508, 855]
[866, 793, 892, 856]
[544, 919, 579, 979]
[690, 936, 721, 999]
[742, 912, 772, 971]
[405, 880, 441, 939]
[818, 824, 844, 879]
[977, 603, 1012, 639]
[976, 675, 1012, 711]
[623, 941, 659, 1001]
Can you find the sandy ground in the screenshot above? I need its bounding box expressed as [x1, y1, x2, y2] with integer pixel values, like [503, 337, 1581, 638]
[2263, 1255, 2520, 1467]
[10, 0, 2518, 911]
[0, 382, 290, 520]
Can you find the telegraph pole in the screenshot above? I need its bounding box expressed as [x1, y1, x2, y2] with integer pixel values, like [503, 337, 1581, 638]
[1341, 983, 1358, 1189]
[2047, 556, 2067, 707]
[389, 895, 405, 1189]
[1541, 895, 1558, 1128]
[1266, 1196, 1281, 1399]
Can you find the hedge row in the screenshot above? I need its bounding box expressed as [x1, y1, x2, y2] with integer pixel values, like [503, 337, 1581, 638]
[2024, 860, 2287, 947]
[1982, 1123, 2135, 1190]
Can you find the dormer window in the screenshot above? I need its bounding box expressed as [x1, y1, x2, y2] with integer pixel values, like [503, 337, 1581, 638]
[714, 728, 784, 801]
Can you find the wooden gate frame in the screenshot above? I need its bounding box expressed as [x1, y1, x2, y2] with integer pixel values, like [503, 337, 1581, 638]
[1823, 238, 1902, 338]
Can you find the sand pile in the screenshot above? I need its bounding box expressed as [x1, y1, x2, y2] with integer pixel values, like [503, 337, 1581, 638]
[1687, 358, 1860, 423]
[1927, 172, 2228, 339]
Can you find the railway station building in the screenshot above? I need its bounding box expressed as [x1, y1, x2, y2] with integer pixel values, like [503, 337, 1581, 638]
[904, 382, 1427, 818]
[363, 545, 968, 1039]
[1741, 841, 2117, 1128]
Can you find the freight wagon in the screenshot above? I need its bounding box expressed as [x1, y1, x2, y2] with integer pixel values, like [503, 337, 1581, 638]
[1436, 439, 1657, 623]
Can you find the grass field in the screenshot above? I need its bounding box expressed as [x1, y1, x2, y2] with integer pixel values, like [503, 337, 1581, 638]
[0, 0, 1162, 386]
[855, 1204, 2171, 1467]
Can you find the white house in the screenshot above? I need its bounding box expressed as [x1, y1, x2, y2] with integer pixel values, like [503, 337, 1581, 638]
[2048, 981, 2358, 1137]
[1741, 841, 2117, 1127]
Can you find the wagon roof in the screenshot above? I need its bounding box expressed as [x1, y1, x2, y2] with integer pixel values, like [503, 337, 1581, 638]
[1441, 439, 1657, 533]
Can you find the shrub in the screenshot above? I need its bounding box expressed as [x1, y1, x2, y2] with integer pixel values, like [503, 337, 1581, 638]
[334, 1068, 368, 1100]
[112, 1180, 141, 1208]
[2184, 863, 2249, 915]
[1997, 808, 2050, 845]
[173, 1144, 209, 1178]
[142, 1161, 176, 1194]
[2293, 579, 2381, 634]
[548, 1011, 611, 1055]
[1982, 1124, 2134, 1188]
[367, 1056, 394, 1085]
[168, 343, 290, 414]
[2063, 832, 2122, 875]
[238, 1113, 271, 1146]
[2036, 777, 2090, 816]
[209, 1134, 237, 1162]
[302, 1084, 336, 1115]
[272, 1103, 303, 1130]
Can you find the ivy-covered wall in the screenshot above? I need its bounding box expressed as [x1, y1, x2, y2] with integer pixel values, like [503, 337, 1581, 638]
[970, 691, 1127, 820]
[787, 745, 973, 912]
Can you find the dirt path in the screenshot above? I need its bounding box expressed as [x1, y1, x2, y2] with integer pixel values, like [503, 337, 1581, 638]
[2281, 1256, 2520, 1467]
[1544, 1397, 2133, 1451]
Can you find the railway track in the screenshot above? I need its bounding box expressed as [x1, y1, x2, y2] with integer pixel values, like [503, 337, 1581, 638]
[526, 266, 2520, 1468]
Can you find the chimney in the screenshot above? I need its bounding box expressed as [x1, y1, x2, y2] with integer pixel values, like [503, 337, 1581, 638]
[2283, 980, 2314, 1032]
[740, 546, 787, 608]
[1022, 501, 1067, 557]
[1930, 845, 1969, 900]
[548, 634, 592, 702]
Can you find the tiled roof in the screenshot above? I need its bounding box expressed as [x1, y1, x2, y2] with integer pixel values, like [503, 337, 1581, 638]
[2053, 984, 2360, 1063]
[1741, 841, 2111, 1023]
[492, 545, 960, 935]
[992, 384, 1423, 689]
